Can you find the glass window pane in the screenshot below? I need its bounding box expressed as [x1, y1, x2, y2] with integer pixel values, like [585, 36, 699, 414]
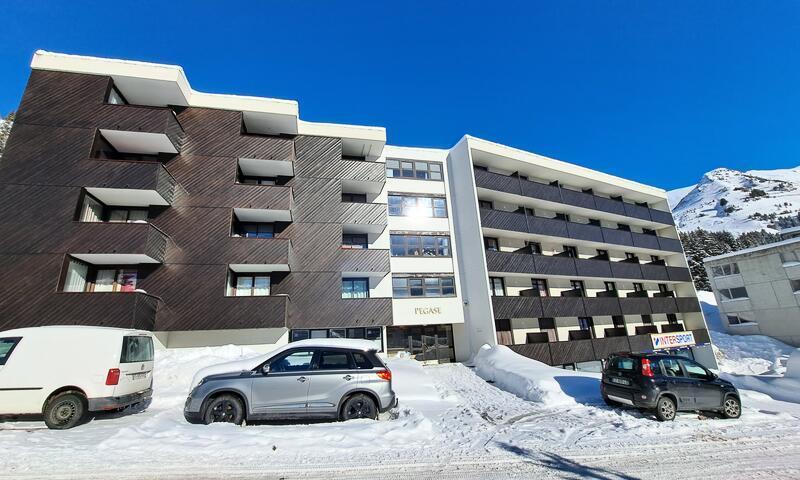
[440, 277, 454, 286]
[430, 171, 442, 180]
[253, 276, 270, 296]
[291, 330, 310, 342]
[434, 208, 447, 218]
[417, 197, 432, 208]
[116, 270, 138, 292]
[270, 350, 314, 372]
[401, 162, 414, 177]
[108, 209, 128, 222]
[127, 209, 148, 223]
[319, 351, 351, 370]
[330, 329, 346, 338]
[442, 286, 455, 296]
[386, 160, 399, 169]
[429, 163, 441, 172]
[63, 260, 89, 292]
[433, 198, 446, 208]
[347, 328, 365, 339]
[94, 269, 116, 292]
[236, 276, 253, 296]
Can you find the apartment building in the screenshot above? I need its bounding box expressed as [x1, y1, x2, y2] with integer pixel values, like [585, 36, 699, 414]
[0, 51, 714, 368]
[705, 228, 800, 347]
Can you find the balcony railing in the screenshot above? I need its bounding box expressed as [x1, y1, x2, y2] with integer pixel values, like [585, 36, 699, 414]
[479, 208, 683, 253]
[484, 250, 693, 283]
[491, 295, 701, 319]
[100, 103, 185, 153]
[474, 168, 675, 226]
[67, 222, 169, 263]
[507, 328, 711, 366]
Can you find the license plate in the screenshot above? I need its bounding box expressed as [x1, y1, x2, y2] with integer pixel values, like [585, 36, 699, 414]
[611, 377, 630, 386]
[129, 372, 148, 380]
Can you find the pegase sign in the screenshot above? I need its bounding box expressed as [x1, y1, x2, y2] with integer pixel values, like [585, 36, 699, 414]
[651, 331, 695, 350]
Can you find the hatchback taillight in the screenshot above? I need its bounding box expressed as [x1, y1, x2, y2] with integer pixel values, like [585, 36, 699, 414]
[376, 369, 392, 381]
[641, 358, 654, 378]
[105, 368, 121, 386]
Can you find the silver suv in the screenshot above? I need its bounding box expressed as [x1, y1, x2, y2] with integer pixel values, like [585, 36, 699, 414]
[184, 340, 397, 424]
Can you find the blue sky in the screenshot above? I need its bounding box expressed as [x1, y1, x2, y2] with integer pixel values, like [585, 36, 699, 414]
[1, 1, 798, 190]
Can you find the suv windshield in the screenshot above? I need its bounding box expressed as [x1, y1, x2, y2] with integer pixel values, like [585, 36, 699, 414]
[0, 337, 21, 366]
[120, 336, 154, 363]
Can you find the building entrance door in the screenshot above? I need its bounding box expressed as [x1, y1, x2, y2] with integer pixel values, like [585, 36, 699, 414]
[387, 325, 455, 362]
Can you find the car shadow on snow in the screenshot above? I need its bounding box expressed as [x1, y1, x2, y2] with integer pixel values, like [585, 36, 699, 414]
[553, 375, 603, 405]
[494, 441, 640, 480]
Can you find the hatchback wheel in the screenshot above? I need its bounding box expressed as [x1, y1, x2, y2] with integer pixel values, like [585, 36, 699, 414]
[722, 396, 741, 419]
[341, 394, 377, 421]
[44, 392, 86, 430]
[203, 394, 244, 425]
[655, 396, 676, 422]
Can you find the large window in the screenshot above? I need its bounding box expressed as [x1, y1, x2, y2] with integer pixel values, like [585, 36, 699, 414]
[232, 222, 274, 239]
[342, 278, 369, 299]
[711, 263, 740, 277]
[392, 276, 455, 298]
[229, 273, 271, 296]
[388, 195, 447, 218]
[390, 234, 450, 257]
[530, 279, 549, 297]
[78, 193, 148, 223]
[386, 159, 443, 181]
[342, 233, 369, 249]
[727, 314, 756, 326]
[63, 260, 138, 293]
[120, 336, 154, 363]
[719, 286, 748, 301]
[342, 192, 368, 203]
[239, 175, 277, 185]
[489, 277, 505, 296]
[484, 237, 499, 252]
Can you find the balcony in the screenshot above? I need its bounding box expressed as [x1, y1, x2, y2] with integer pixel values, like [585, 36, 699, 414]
[67, 222, 169, 264]
[286, 297, 392, 329]
[493, 294, 701, 319]
[484, 249, 693, 283]
[507, 328, 712, 366]
[193, 295, 289, 330]
[86, 163, 178, 206]
[479, 208, 683, 253]
[98, 104, 185, 155]
[15, 292, 161, 331]
[474, 167, 675, 226]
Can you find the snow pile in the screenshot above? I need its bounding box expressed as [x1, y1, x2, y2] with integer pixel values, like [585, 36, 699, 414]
[668, 166, 800, 233]
[473, 344, 600, 406]
[721, 350, 800, 404]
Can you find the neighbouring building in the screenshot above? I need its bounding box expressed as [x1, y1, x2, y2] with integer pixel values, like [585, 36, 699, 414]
[705, 228, 800, 347]
[0, 51, 715, 368]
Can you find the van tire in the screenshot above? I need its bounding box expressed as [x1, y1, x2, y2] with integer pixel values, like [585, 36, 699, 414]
[43, 392, 86, 430]
[655, 396, 676, 422]
[203, 394, 245, 425]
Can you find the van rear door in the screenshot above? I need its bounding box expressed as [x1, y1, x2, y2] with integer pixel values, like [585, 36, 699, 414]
[116, 335, 154, 396]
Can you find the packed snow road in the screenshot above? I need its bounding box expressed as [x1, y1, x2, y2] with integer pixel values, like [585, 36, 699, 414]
[2, 345, 800, 479]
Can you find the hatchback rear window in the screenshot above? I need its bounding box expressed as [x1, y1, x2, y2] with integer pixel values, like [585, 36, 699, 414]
[352, 352, 374, 369]
[609, 357, 636, 371]
[0, 337, 21, 366]
[120, 336, 154, 363]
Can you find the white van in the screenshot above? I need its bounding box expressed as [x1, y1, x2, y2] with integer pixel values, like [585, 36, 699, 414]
[0, 326, 154, 429]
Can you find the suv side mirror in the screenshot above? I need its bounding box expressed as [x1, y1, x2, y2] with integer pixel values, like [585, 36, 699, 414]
[261, 364, 270, 375]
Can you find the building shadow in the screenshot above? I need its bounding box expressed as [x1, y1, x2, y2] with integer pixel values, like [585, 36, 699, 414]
[494, 441, 640, 480]
[553, 375, 603, 405]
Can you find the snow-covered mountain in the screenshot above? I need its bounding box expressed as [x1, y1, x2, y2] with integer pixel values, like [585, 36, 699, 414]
[668, 166, 800, 233]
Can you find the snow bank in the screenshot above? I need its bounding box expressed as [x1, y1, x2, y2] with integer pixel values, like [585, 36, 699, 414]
[473, 344, 600, 406]
[722, 350, 800, 404]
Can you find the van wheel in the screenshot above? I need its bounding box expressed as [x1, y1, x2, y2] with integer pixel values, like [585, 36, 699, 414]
[722, 396, 741, 419]
[203, 394, 244, 425]
[341, 394, 377, 421]
[655, 396, 676, 422]
[44, 392, 86, 430]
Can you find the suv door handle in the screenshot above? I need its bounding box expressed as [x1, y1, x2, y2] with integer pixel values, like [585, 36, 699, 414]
[343, 375, 353, 381]
[297, 376, 307, 383]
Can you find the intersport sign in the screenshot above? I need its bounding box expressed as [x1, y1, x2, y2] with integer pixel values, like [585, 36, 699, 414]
[651, 331, 695, 350]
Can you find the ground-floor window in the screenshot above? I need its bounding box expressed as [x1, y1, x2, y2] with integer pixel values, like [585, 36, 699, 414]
[289, 327, 383, 350]
[386, 324, 455, 362]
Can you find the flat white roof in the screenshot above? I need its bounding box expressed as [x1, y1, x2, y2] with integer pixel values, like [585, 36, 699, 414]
[704, 236, 800, 263]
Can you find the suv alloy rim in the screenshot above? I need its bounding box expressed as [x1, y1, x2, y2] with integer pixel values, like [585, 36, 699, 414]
[210, 399, 236, 422]
[346, 398, 373, 419]
[660, 399, 675, 419]
[724, 398, 740, 417]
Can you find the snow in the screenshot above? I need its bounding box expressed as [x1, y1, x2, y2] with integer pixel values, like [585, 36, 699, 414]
[668, 166, 800, 233]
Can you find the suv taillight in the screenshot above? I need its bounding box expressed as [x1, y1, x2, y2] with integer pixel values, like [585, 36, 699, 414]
[376, 369, 392, 381]
[641, 358, 654, 378]
[105, 368, 121, 386]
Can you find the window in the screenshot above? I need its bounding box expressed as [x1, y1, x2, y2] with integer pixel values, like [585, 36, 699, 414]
[681, 360, 712, 380]
[388, 195, 447, 218]
[342, 233, 369, 249]
[604, 281, 617, 292]
[659, 359, 683, 377]
[392, 276, 455, 298]
[610, 357, 636, 372]
[791, 279, 800, 293]
[617, 223, 631, 231]
[625, 252, 639, 262]
[490, 277, 505, 296]
[578, 317, 594, 330]
[563, 246, 578, 258]
[711, 263, 740, 277]
[318, 350, 352, 370]
[120, 336, 154, 363]
[0, 337, 21, 366]
[658, 283, 669, 294]
[78, 193, 148, 223]
[342, 192, 368, 203]
[342, 278, 369, 299]
[642, 228, 656, 236]
[780, 251, 800, 264]
[107, 85, 127, 105]
[612, 316, 625, 328]
[269, 350, 314, 373]
[570, 280, 586, 297]
[391, 234, 451, 256]
[596, 249, 609, 259]
[479, 200, 493, 210]
[352, 352, 374, 369]
[342, 154, 366, 162]
[530, 279, 549, 297]
[347, 328, 365, 339]
[240, 175, 277, 185]
[633, 283, 644, 292]
[727, 314, 756, 325]
[291, 330, 310, 342]
[108, 208, 148, 223]
[310, 329, 328, 339]
[641, 314, 653, 324]
[527, 242, 543, 254]
[84, 268, 137, 293]
[484, 237, 499, 252]
[719, 287, 748, 301]
[554, 213, 570, 222]
[666, 313, 679, 324]
[588, 218, 601, 226]
[233, 222, 275, 239]
[650, 255, 661, 263]
[385, 159, 443, 181]
[231, 273, 271, 296]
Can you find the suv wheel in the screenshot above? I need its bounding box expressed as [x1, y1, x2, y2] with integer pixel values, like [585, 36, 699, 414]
[341, 394, 378, 421]
[44, 391, 86, 430]
[655, 396, 676, 422]
[203, 394, 245, 425]
[722, 396, 741, 419]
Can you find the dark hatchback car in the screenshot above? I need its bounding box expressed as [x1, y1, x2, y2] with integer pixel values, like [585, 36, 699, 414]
[601, 353, 741, 421]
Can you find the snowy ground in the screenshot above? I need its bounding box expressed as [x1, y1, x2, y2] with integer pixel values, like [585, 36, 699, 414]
[2, 298, 800, 479]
